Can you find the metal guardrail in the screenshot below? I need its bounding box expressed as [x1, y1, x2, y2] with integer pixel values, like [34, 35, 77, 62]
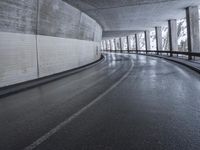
[103, 49, 200, 60]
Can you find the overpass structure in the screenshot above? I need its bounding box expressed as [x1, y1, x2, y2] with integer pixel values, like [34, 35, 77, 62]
[0, 0, 200, 150]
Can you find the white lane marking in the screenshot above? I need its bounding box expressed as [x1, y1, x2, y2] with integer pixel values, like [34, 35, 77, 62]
[24, 59, 134, 150]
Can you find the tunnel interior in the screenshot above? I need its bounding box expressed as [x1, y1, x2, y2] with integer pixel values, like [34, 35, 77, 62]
[1, 1, 200, 150]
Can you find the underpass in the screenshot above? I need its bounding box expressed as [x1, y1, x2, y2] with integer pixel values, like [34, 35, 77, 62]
[0, 53, 200, 150]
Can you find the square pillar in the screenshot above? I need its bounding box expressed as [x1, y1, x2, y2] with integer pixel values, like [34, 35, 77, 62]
[135, 34, 140, 53]
[145, 31, 150, 54]
[155, 27, 162, 54]
[105, 40, 108, 51]
[101, 41, 104, 51]
[119, 37, 123, 53]
[110, 40, 112, 52]
[168, 19, 178, 57]
[113, 39, 116, 51]
[102, 41, 105, 51]
[114, 39, 117, 51]
[104, 41, 106, 51]
[127, 36, 130, 53]
[186, 6, 200, 60]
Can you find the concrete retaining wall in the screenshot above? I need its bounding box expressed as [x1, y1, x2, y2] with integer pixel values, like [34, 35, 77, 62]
[0, 0, 102, 87]
[37, 35, 100, 78]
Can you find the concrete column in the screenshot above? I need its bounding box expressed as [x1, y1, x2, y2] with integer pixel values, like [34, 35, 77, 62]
[110, 40, 112, 52]
[135, 34, 139, 53]
[145, 31, 150, 54]
[114, 39, 117, 51]
[186, 6, 200, 60]
[107, 40, 110, 51]
[113, 39, 115, 51]
[104, 41, 106, 51]
[155, 26, 162, 54]
[102, 41, 104, 51]
[119, 37, 123, 53]
[105, 41, 108, 51]
[127, 36, 130, 53]
[168, 19, 178, 56]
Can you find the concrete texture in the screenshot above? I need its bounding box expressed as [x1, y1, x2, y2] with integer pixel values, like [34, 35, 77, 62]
[102, 41, 106, 50]
[38, 0, 82, 39]
[0, 0, 102, 87]
[135, 34, 140, 51]
[0, 32, 100, 87]
[186, 6, 200, 55]
[38, 0, 102, 41]
[0, 32, 38, 87]
[119, 37, 123, 51]
[113, 39, 117, 51]
[155, 26, 162, 51]
[0, 0, 102, 41]
[127, 36, 130, 51]
[37, 35, 100, 77]
[1, 53, 200, 150]
[145, 31, 150, 51]
[109, 40, 113, 50]
[64, 0, 200, 38]
[0, 0, 37, 34]
[115, 38, 119, 50]
[147, 54, 200, 74]
[168, 19, 178, 55]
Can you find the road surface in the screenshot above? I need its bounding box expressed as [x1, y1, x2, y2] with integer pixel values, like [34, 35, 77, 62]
[0, 53, 200, 150]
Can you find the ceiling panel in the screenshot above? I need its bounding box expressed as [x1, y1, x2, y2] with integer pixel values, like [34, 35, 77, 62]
[63, 0, 200, 38]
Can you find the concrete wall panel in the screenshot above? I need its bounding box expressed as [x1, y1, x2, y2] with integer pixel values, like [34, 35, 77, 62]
[79, 13, 96, 41]
[37, 35, 100, 77]
[38, 0, 81, 39]
[0, 0, 37, 34]
[94, 24, 103, 42]
[0, 0, 102, 41]
[0, 0, 102, 87]
[0, 32, 38, 87]
[79, 41, 100, 66]
[38, 0, 102, 41]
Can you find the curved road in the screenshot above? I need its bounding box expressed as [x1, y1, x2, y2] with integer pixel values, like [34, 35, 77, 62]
[0, 53, 200, 150]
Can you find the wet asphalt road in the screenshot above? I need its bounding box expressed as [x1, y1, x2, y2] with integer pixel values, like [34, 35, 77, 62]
[0, 53, 200, 150]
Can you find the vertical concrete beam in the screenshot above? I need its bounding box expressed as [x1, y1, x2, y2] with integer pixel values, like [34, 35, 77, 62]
[114, 39, 117, 51]
[102, 41, 104, 51]
[104, 40, 107, 51]
[104, 41, 106, 51]
[127, 36, 130, 53]
[168, 19, 178, 56]
[135, 34, 139, 53]
[110, 40, 112, 52]
[113, 39, 115, 51]
[145, 31, 150, 54]
[155, 27, 162, 54]
[101, 41, 103, 51]
[186, 6, 200, 60]
[104, 41, 107, 51]
[106, 40, 109, 51]
[114, 39, 116, 51]
[119, 37, 123, 53]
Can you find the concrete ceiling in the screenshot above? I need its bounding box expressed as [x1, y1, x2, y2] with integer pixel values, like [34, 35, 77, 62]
[64, 0, 200, 38]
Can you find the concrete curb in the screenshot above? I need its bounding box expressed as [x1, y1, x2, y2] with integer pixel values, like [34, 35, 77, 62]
[112, 52, 200, 74]
[0, 55, 105, 98]
[145, 54, 200, 74]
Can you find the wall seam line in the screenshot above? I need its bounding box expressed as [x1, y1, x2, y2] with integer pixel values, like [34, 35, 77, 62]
[35, 0, 40, 78]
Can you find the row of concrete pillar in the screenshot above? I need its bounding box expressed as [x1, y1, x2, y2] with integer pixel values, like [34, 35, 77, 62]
[102, 6, 200, 60]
